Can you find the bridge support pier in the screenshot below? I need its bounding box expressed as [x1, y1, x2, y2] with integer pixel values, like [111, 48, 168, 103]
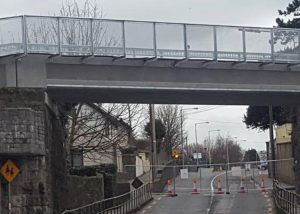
[291, 107, 300, 195]
[0, 88, 67, 214]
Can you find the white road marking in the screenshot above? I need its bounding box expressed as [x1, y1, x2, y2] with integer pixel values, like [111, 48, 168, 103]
[142, 210, 147, 213]
[158, 197, 162, 200]
[210, 172, 227, 195]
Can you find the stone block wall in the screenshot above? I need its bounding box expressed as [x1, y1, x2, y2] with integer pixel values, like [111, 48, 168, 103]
[0, 88, 67, 214]
[0, 108, 45, 155]
[64, 175, 104, 210]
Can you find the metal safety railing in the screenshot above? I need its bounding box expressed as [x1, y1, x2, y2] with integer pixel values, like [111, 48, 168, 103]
[61, 183, 152, 214]
[273, 180, 300, 214]
[1, 15, 300, 63]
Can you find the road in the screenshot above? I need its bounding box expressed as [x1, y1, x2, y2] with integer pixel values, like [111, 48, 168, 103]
[210, 168, 273, 214]
[135, 168, 218, 214]
[135, 167, 273, 214]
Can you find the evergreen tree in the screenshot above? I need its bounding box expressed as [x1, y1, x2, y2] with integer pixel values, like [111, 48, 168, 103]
[244, 1, 300, 194]
[144, 119, 166, 153]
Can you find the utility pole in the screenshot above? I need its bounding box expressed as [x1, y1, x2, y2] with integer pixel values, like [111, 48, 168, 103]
[266, 141, 271, 178]
[149, 104, 157, 182]
[180, 109, 184, 167]
[185, 136, 188, 161]
[269, 105, 276, 179]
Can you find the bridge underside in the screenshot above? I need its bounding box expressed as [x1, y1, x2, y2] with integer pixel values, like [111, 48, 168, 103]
[47, 86, 300, 106]
[44, 56, 300, 105]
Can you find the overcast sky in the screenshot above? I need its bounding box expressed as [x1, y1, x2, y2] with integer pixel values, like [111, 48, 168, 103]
[0, 0, 292, 151]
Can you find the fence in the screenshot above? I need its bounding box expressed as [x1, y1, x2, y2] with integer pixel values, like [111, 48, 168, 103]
[124, 159, 297, 197]
[273, 180, 300, 214]
[1, 15, 300, 63]
[61, 183, 152, 214]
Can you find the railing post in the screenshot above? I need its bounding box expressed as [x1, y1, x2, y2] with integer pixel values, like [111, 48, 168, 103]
[183, 24, 188, 59]
[21, 16, 28, 54]
[121, 20, 126, 57]
[270, 29, 275, 63]
[90, 18, 94, 55]
[153, 22, 157, 58]
[242, 27, 246, 61]
[57, 17, 61, 54]
[213, 26, 218, 61]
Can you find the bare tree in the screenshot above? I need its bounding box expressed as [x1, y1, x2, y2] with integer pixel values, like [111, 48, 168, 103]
[26, 0, 120, 54]
[156, 105, 182, 157]
[210, 135, 243, 165]
[186, 143, 205, 158]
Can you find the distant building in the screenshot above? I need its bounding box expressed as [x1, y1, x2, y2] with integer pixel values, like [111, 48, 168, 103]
[258, 151, 267, 161]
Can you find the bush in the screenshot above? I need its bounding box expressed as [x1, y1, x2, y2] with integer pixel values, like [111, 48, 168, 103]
[69, 164, 117, 176]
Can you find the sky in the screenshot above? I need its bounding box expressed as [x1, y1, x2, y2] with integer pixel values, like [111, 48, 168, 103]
[0, 0, 293, 151]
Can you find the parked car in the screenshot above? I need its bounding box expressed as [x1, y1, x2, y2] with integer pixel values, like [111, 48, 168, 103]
[257, 162, 268, 170]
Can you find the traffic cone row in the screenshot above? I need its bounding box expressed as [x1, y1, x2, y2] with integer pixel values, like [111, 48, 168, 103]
[165, 174, 268, 196]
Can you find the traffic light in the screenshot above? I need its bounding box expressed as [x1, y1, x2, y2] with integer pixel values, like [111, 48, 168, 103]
[172, 150, 181, 160]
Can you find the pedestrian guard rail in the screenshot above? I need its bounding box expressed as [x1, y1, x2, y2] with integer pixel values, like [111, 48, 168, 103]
[1, 15, 300, 63]
[61, 183, 152, 214]
[273, 180, 300, 214]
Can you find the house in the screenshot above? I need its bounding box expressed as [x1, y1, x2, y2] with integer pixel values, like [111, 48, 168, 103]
[134, 139, 151, 178]
[70, 103, 134, 173]
[275, 123, 295, 185]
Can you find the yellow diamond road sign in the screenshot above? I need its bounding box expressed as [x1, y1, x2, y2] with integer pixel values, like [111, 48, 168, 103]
[0, 160, 20, 183]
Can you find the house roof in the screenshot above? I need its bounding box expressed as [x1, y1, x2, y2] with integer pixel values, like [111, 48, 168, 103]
[86, 103, 132, 132]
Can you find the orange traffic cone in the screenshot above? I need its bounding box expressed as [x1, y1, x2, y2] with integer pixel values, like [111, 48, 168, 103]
[165, 179, 178, 197]
[260, 177, 266, 192]
[191, 177, 200, 194]
[215, 177, 224, 194]
[239, 176, 246, 193]
[166, 179, 173, 196]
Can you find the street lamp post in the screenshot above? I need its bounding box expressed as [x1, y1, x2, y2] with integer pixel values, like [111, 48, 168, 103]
[225, 137, 230, 194]
[194, 122, 209, 166]
[194, 121, 209, 193]
[181, 107, 198, 167]
[208, 129, 220, 167]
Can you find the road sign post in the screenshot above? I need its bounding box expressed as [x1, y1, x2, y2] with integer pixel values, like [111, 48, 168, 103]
[199, 167, 202, 191]
[193, 153, 202, 166]
[1, 160, 20, 183]
[0, 160, 20, 214]
[8, 183, 11, 214]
